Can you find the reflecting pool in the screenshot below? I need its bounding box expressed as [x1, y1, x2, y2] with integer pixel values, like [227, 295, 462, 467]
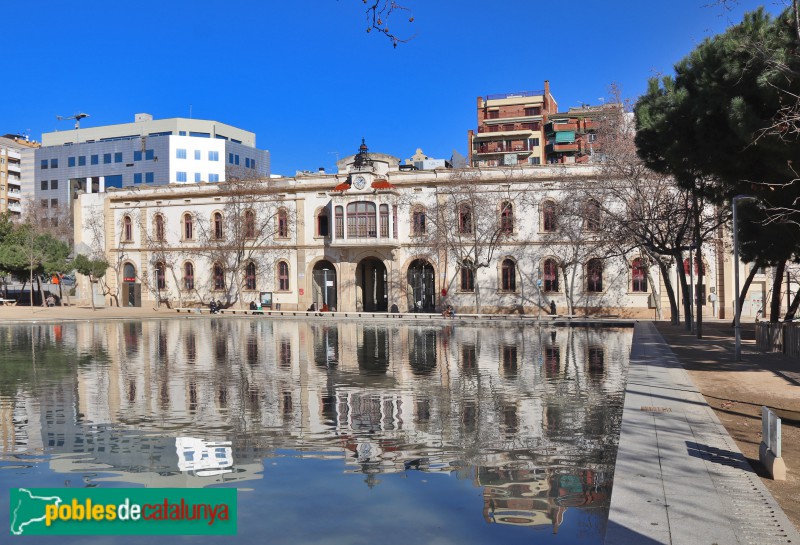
[0, 319, 632, 544]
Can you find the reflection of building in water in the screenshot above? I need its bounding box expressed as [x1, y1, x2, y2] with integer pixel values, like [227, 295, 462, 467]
[0, 392, 43, 455]
[479, 465, 612, 533]
[176, 437, 233, 477]
[6, 319, 630, 506]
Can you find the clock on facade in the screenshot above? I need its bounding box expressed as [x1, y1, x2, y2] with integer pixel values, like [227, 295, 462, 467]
[353, 175, 366, 190]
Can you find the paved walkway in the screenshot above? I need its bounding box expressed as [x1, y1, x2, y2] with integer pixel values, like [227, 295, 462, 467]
[606, 322, 800, 545]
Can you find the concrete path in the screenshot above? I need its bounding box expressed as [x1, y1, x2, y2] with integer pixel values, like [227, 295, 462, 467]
[606, 322, 800, 545]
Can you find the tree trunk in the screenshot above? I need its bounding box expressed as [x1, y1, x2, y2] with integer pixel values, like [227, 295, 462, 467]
[770, 259, 787, 322]
[783, 288, 800, 321]
[692, 193, 703, 339]
[731, 262, 760, 326]
[656, 259, 679, 324]
[88, 278, 96, 311]
[37, 277, 45, 307]
[474, 270, 482, 314]
[675, 252, 692, 329]
[29, 270, 34, 307]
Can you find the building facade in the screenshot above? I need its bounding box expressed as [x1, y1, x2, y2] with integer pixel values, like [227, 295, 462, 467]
[468, 81, 559, 168]
[32, 114, 270, 217]
[75, 143, 700, 318]
[0, 135, 39, 216]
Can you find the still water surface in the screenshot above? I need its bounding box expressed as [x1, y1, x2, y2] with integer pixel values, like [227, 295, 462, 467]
[0, 319, 631, 544]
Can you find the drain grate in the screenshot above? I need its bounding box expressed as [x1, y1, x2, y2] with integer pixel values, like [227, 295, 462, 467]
[641, 406, 672, 413]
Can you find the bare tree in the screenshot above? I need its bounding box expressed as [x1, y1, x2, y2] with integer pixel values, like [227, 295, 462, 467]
[82, 204, 128, 307]
[192, 177, 295, 308]
[363, 0, 416, 47]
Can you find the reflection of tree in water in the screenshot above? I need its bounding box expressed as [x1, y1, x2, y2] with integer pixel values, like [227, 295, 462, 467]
[357, 327, 389, 373]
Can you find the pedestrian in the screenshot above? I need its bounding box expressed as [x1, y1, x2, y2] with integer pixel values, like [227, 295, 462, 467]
[549, 300, 556, 316]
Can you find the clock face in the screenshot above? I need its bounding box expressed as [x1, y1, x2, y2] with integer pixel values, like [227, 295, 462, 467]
[353, 176, 366, 190]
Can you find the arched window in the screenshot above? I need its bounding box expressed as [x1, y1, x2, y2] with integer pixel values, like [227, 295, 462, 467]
[213, 262, 225, 290]
[316, 208, 329, 237]
[458, 203, 473, 234]
[501, 258, 516, 291]
[683, 256, 704, 275]
[335, 206, 344, 238]
[183, 213, 193, 240]
[346, 201, 377, 238]
[245, 262, 256, 290]
[500, 201, 513, 234]
[244, 210, 256, 239]
[586, 258, 603, 292]
[123, 215, 133, 242]
[542, 201, 557, 232]
[460, 260, 475, 292]
[379, 204, 389, 237]
[632, 258, 648, 292]
[584, 199, 601, 231]
[213, 212, 224, 239]
[277, 208, 289, 238]
[411, 205, 426, 236]
[155, 261, 166, 290]
[183, 262, 194, 290]
[277, 261, 289, 291]
[543, 258, 559, 292]
[154, 214, 165, 241]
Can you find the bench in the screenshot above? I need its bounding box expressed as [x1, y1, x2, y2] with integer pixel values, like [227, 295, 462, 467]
[175, 307, 210, 314]
[0, 298, 16, 306]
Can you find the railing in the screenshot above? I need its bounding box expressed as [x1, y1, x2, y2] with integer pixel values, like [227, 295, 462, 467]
[755, 321, 800, 358]
[486, 90, 544, 100]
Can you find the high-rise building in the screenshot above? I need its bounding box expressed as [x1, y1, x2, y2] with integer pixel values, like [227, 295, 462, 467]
[0, 134, 39, 216]
[31, 114, 270, 214]
[468, 81, 558, 167]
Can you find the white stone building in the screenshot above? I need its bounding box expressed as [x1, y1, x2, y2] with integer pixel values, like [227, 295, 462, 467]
[73, 142, 728, 318]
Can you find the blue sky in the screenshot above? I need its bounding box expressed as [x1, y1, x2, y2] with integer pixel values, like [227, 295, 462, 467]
[3, 0, 785, 175]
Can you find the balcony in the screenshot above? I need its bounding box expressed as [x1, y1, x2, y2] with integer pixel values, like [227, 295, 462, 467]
[546, 122, 578, 133]
[7, 202, 22, 213]
[477, 123, 539, 134]
[475, 144, 535, 155]
[7, 162, 21, 173]
[328, 236, 400, 249]
[546, 143, 579, 154]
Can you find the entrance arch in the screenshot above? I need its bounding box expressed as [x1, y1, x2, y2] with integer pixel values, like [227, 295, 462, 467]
[356, 258, 387, 311]
[312, 261, 337, 311]
[407, 259, 436, 312]
[121, 262, 141, 307]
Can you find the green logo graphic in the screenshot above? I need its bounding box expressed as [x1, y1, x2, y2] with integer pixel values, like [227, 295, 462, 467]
[10, 488, 237, 536]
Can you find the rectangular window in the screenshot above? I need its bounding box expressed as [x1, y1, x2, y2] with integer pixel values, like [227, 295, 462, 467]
[114, 152, 123, 163]
[176, 148, 187, 159]
[50, 180, 58, 190]
[190, 132, 210, 138]
[209, 174, 219, 182]
[195, 173, 201, 182]
[50, 158, 58, 168]
[40, 159, 48, 169]
[176, 171, 187, 182]
[228, 153, 234, 164]
[134, 150, 142, 161]
[194, 150, 201, 160]
[78, 156, 86, 166]
[245, 158, 251, 168]
[145, 149, 154, 160]
[133, 173, 142, 184]
[40, 180, 48, 191]
[91, 154, 99, 165]
[40, 199, 48, 209]
[179, 131, 187, 136]
[50, 198, 58, 208]
[250, 159, 256, 170]
[208, 151, 219, 161]
[103, 153, 112, 164]
[68, 157, 76, 167]
[145, 172, 154, 183]
[105, 175, 123, 189]
[234, 154, 239, 165]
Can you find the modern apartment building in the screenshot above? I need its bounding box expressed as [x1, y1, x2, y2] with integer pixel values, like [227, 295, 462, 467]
[0, 134, 39, 216]
[544, 104, 620, 164]
[32, 114, 270, 215]
[468, 81, 558, 167]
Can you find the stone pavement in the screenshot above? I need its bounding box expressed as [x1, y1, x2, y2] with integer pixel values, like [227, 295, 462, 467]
[606, 322, 800, 545]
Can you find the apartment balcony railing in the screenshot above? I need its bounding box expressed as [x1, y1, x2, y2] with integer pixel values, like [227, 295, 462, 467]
[546, 143, 579, 154]
[485, 90, 544, 100]
[6, 162, 21, 173]
[477, 123, 539, 134]
[475, 144, 535, 154]
[7, 202, 22, 212]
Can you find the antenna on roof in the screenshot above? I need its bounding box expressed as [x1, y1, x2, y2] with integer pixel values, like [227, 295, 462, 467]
[56, 112, 90, 129]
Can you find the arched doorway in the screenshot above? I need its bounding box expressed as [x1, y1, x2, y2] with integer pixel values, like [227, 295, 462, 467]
[356, 258, 387, 311]
[312, 261, 337, 311]
[121, 262, 141, 307]
[407, 259, 435, 312]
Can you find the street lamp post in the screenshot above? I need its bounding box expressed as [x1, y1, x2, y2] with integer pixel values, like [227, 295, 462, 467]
[733, 195, 755, 361]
